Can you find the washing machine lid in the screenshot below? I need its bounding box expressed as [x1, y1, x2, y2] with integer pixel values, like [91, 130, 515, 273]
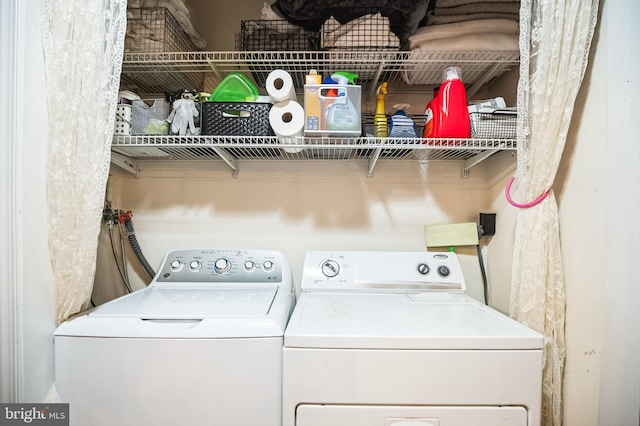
[284, 292, 543, 350]
[89, 286, 278, 318]
[55, 285, 293, 338]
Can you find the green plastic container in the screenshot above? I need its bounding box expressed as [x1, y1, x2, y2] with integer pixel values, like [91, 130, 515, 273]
[209, 73, 259, 102]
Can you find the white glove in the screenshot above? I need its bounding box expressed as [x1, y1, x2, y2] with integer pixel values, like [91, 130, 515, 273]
[167, 97, 199, 136]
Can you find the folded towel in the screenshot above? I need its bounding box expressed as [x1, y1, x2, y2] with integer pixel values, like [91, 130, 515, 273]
[322, 13, 398, 49]
[435, 0, 519, 8]
[414, 32, 519, 52]
[427, 12, 519, 25]
[434, 2, 521, 16]
[409, 18, 518, 49]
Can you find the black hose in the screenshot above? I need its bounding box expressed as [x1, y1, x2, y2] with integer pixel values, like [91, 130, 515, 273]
[123, 219, 156, 280]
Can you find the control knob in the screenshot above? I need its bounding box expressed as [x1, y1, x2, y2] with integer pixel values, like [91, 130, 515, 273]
[214, 258, 231, 274]
[321, 259, 340, 278]
[417, 263, 430, 275]
[437, 265, 450, 277]
[189, 260, 201, 272]
[263, 260, 274, 271]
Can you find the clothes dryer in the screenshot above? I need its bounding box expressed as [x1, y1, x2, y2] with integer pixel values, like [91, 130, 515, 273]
[55, 248, 294, 426]
[283, 250, 543, 426]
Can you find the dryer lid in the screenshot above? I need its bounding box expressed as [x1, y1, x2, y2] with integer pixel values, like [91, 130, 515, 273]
[284, 292, 543, 350]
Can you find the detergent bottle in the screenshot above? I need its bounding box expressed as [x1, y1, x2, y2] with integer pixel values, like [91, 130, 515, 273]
[425, 67, 470, 139]
[374, 82, 388, 137]
[422, 85, 439, 138]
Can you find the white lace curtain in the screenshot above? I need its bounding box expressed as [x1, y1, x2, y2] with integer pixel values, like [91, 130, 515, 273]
[512, 0, 599, 425]
[42, 0, 127, 325]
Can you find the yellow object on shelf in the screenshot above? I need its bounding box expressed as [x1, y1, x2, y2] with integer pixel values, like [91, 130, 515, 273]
[374, 82, 388, 138]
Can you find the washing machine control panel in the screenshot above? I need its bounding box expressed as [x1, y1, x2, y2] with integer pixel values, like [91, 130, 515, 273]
[154, 249, 288, 284]
[303, 251, 466, 292]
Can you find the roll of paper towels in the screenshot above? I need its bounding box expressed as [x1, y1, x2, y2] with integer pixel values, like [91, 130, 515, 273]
[266, 69, 297, 103]
[269, 100, 305, 153]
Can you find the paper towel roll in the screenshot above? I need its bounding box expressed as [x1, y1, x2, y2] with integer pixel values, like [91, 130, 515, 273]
[269, 100, 305, 153]
[266, 69, 297, 103]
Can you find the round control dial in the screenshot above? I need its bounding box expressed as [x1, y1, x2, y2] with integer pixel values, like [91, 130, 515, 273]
[170, 260, 183, 272]
[189, 260, 201, 272]
[437, 265, 450, 277]
[214, 258, 231, 274]
[263, 260, 274, 271]
[320, 259, 341, 278]
[244, 260, 255, 271]
[417, 263, 430, 275]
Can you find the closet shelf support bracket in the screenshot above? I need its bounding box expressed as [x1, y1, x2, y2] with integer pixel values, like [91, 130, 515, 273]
[111, 152, 139, 178]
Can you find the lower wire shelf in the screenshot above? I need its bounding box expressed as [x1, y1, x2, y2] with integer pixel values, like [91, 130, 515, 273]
[111, 135, 517, 178]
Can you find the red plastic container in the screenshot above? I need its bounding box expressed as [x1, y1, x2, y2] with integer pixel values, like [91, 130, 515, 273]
[424, 67, 470, 140]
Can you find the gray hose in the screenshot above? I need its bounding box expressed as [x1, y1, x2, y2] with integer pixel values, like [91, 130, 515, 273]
[124, 219, 156, 280]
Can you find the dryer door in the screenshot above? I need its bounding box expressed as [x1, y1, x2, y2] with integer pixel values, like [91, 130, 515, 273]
[296, 404, 528, 426]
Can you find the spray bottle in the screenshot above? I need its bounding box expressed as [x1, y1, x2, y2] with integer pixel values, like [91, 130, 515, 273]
[325, 72, 360, 132]
[374, 83, 388, 137]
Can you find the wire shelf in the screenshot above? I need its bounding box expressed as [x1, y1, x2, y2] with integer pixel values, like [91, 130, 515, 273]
[112, 135, 515, 161]
[119, 50, 519, 99]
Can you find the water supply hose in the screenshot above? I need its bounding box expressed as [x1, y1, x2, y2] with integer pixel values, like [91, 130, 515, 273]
[123, 217, 156, 280]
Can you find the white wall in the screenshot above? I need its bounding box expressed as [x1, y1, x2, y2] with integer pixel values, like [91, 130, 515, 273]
[546, 0, 639, 423]
[0, 0, 56, 403]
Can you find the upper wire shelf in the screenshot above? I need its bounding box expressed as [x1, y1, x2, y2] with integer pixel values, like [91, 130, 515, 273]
[119, 50, 520, 101]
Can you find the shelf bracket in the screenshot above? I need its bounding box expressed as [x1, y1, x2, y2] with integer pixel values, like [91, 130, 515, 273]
[110, 152, 139, 178]
[211, 146, 239, 178]
[466, 63, 502, 99]
[367, 146, 384, 177]
[462, 149, 499, 178]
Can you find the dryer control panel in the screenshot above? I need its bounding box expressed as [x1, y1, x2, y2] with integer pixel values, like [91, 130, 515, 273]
[154, 248, 289, 285]
[301, 251, 466, 292]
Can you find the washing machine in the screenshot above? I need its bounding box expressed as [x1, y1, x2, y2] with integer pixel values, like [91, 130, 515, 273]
[283, 250, 544, 426]
[55, 248, 294, 426]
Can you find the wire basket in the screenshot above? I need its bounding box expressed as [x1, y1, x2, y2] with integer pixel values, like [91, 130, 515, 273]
[241, 20, 320, 51]
[125, 8, 197, 53]
[469, 111, 517, 139]
[321, 13, 400, 50]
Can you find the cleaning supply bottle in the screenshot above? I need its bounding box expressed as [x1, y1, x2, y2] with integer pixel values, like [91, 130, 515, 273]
[374, 82, 388, 137]
[422, 85, 439, 138]
[325, 72, 360, 133]
[426, 67, 470, 139]
[389, 104, 417, 138]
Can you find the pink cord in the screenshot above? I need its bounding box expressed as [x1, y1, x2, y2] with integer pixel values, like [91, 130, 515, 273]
[505, 176, 551, 208]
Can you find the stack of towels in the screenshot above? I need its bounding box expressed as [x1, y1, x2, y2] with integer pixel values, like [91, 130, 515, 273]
[408, 0, 520, 53]
[426, 0, 520, 26]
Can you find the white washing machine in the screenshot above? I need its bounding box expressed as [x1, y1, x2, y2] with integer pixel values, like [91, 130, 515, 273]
[283, 251, 543, 426]
[55, 248, 294, 426]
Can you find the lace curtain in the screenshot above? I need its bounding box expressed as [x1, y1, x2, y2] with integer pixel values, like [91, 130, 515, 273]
[512, 0, 599, 425]
[42, 0, 126, 325]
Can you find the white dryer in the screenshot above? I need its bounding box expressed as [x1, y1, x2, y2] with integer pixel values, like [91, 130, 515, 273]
[283, 251, 543, 426]
[55, 248, 294, 426]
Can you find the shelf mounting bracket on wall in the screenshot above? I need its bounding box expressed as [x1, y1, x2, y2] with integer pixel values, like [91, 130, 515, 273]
[111, 152, 139, 178]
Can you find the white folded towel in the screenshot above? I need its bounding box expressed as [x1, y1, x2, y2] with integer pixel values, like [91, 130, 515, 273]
[409, 18, 518, 49]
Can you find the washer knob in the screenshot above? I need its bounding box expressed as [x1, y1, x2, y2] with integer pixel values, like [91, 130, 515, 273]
[321, 259, 340, 278]
[189, 260, 201, 271]
[417, 263, 430, 275]
[170, 260, 183, 271]
[437, 265, 450, 277]
[263, 260, 274, 271]
[244, 260, 255, 271]
[214, 258, 231, 273]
